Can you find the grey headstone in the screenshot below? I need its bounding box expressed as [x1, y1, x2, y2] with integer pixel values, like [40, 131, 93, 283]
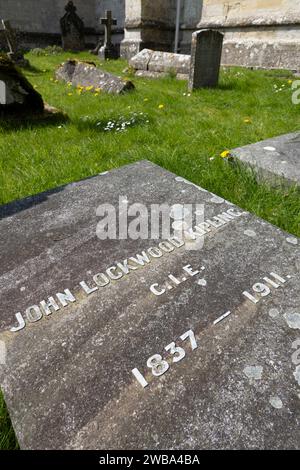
[60, 1, 85, 52]
[188, 29, 224, 90]
[55, 60, 134, 94]
[0, 161, 299, 450]
[232, 131, 300, 187]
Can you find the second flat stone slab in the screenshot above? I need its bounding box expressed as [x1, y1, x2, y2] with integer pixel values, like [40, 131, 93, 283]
[232, 131, 300, 186]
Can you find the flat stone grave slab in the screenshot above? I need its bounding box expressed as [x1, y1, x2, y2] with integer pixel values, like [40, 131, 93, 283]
[56, 60, 134, 94]
[0, 161, 299, 450]
[232, 131, 300, 186]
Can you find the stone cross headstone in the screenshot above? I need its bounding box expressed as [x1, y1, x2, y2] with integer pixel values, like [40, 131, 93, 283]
[0, 19, 29, 67]
[98, 10, 118, 60]
[0, 161, 299, 449]
[60, 1, 85, 51]
[188, 29, 224, 90]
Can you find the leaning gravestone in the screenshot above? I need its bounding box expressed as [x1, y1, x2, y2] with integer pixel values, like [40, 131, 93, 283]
[60, 1, 85, 51]
[56, 59, 134, 94]
[0, 161, 299, 449]
[0, 54, 43, 113]
[232, 131, 300, 187]
[188, 29, 224, 90]
[0, 19, 29, 67]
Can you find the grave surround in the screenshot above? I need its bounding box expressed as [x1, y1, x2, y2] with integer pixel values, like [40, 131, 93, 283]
[0, 161, 299, 450]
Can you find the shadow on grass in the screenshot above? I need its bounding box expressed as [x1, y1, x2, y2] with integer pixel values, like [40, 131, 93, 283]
[218, 81, 240, 91]
[21, 63, 44, 75]
[0, 109, 68, 133]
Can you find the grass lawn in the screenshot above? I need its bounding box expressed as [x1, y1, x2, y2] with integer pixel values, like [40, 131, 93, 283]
[0, 50, 300, 449]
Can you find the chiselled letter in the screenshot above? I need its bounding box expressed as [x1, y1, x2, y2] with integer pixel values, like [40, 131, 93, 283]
[56, 289, 76, 307]
[40, 297, 60, 315]
[10, 312, 25, 332]
[150, 283, 166, 296]
[26, 305, 43, 323]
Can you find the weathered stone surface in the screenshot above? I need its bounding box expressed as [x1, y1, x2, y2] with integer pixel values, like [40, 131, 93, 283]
[135, 70, 188, 81]
[148, 51, 190, 75]
[189, 29, 224, 90]
[232, 131, 300, 186]
[0, 161, 299, 450]
[60, 1, 85, 52]
[220, 41, 300, 71]
[120, 0, 176, 59]
[135, 70, 169, 79]
[129, 48, 191, 79]
[129, 48, 153, 71]
[0, 55, 43, 113]
[198, 1, 300, 70]
[55, 60, 134, 94]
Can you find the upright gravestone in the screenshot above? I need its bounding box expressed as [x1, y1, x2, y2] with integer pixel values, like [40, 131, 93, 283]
[98, 10, 118, 60]
[0, 19, 29, 67]
[60, 1, 85, 52]
[0, 161, 299, 449]
[188, 29, 224, 90]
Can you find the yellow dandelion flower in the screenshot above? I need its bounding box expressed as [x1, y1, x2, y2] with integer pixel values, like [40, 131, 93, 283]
[68, 93, 73, 96]
[85, 85, 93, 91]
[144, 98, 149, 102]
[244, 118, 252, 123]
[220, 150, 231, 158]
[288, 79, 293, 85]
[158, 104, 164, 109]
[95, 88, 101, 93]
[94, 93, 99, 97]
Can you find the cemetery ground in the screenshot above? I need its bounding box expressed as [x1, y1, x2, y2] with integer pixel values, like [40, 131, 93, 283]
[0, 50, 300, 449]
